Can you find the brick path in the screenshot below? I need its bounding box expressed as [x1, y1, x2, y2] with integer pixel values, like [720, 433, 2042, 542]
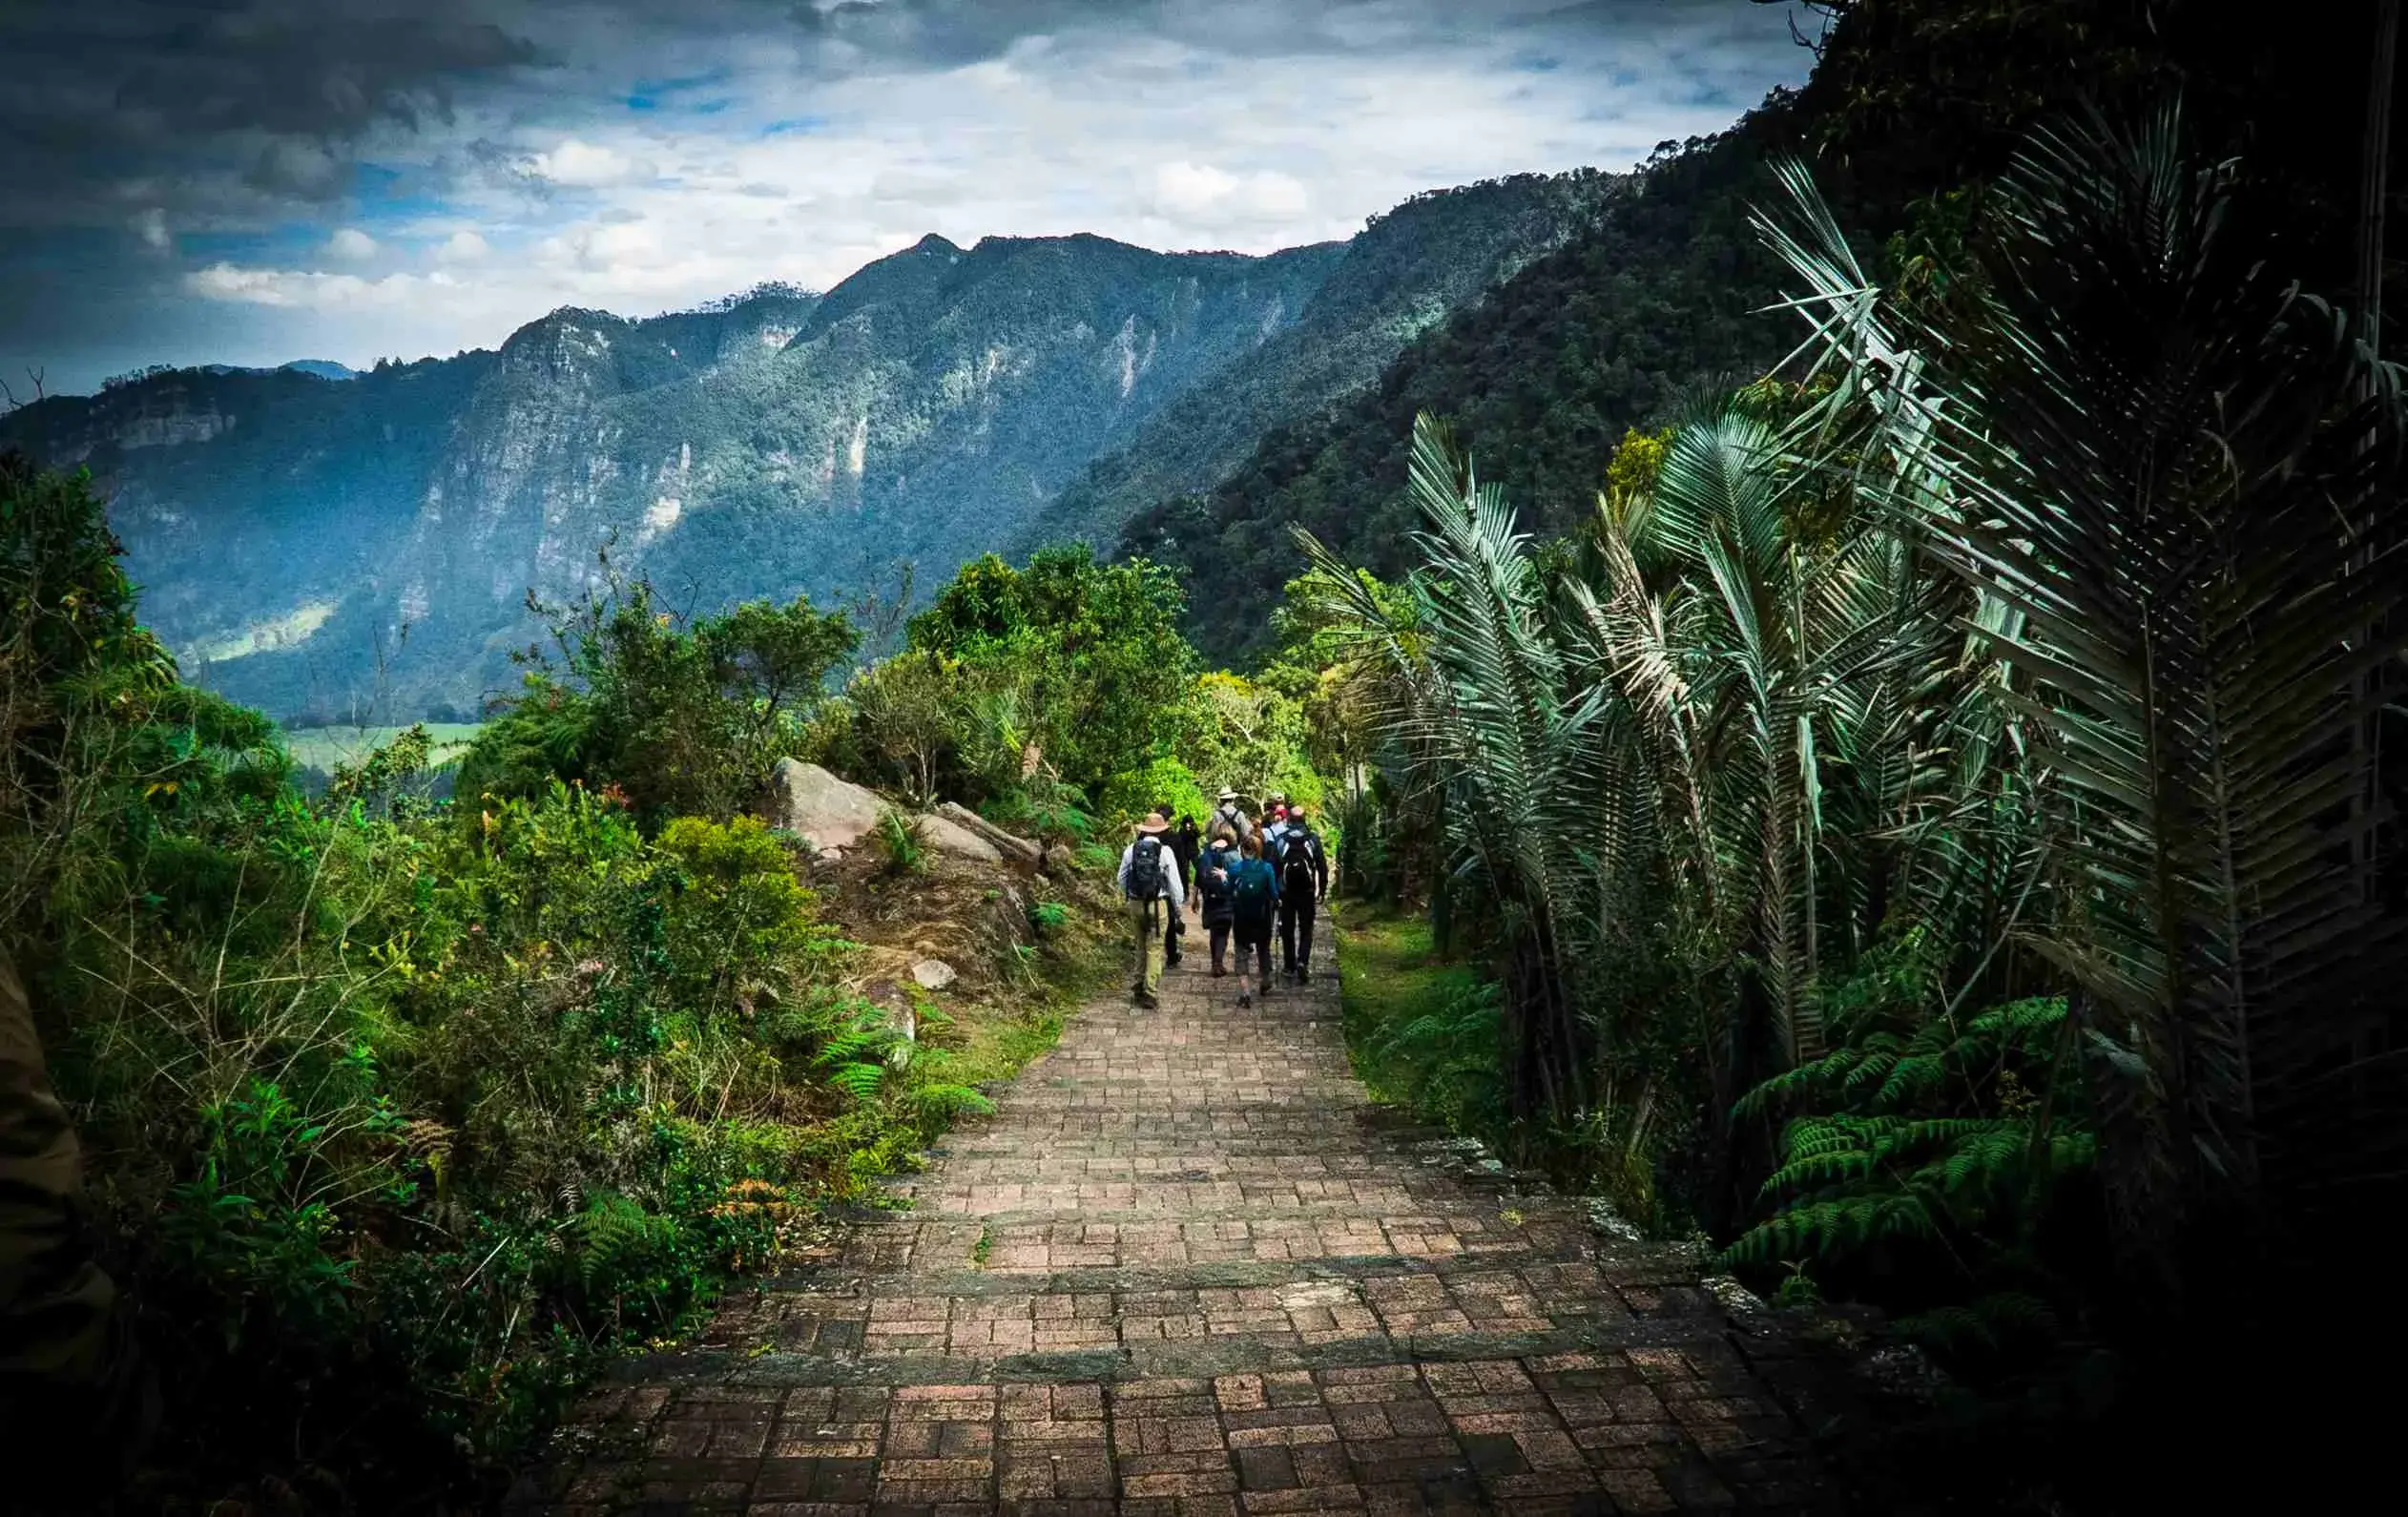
[514, 913, 1835, 1515]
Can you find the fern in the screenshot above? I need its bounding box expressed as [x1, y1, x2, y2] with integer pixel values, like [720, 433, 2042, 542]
[828, 1062, 887, 1102]
[1724, 982, 2090, 1367]
[907, 1084, 998, 1119]
[1893, 1291, 2059, 1358]
[815, 1004, 904, 1104]
[574, 1194, 682, 1294]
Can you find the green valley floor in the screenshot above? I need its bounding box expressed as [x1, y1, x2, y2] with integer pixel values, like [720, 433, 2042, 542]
[508, 914, 1837, 1515]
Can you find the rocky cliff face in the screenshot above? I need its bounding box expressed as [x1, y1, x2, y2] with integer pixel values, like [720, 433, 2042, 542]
[0, 173, 1607, 720]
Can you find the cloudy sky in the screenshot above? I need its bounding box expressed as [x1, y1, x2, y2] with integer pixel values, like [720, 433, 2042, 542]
[0, 1, 1819, 397]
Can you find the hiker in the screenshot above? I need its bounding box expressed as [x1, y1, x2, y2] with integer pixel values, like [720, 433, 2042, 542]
[1226, 832, 1281, 1008]
[1211, 788, 1254, 847]
[1116, 811, 1185, 1008]
[2, 946, 156, 1507]
[1274, 803, 1330, 983]
[1263, 798, 1291, 856]
[1169, 816, 1203, 969]
[1198, 826, 1240, 975]
[1172, 816, 1202, 907]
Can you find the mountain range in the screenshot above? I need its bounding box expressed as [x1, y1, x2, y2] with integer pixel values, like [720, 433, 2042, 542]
[0, 171, 1614, 722]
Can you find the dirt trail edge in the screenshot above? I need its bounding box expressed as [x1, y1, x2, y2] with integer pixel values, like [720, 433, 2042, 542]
[510, 911, 1839, 1515]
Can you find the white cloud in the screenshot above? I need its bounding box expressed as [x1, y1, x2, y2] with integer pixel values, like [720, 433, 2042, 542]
[187, 262, 458, 310]
[1150, 161, 1308, 223]
[527, 138, 652, 188]
[328, 227, 379, 260]
[25, 6, 1816, 392]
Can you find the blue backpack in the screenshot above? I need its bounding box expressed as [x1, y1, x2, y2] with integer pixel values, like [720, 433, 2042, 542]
[1230, 857, 1276, 925]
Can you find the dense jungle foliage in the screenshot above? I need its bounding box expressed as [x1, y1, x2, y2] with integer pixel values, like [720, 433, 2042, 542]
[1303, 84, 2408, 1512]
[0, 454, 1329, 1512]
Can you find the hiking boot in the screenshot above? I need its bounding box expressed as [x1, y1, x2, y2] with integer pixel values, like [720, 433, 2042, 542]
[1236, 989, 1253, 1008]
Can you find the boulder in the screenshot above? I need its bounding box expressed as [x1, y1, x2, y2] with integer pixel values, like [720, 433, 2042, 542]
[916, 811, 1002, 863]
[765, 759, 885, 852]
[934, 801, 1044, 867]
[911, 958, 958, 990]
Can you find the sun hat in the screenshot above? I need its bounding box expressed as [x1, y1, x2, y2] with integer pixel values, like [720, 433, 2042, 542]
[1136, 811, 1171, 834]
[1216, 788, 1237, 802]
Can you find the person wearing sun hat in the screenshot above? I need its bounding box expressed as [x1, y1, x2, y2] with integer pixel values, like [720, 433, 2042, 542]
[1115, 811, 1185, 1008]
[1211, 788, 1254, 847]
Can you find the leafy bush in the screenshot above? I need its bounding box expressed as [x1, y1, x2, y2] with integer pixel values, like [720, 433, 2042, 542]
[905, 546, 1193, 799]
[457, 572, 856, 823]
[1095, 756, 1211, 829]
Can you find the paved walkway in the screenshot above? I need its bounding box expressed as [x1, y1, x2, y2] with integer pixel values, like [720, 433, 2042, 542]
[514, 914, 1832, 1515]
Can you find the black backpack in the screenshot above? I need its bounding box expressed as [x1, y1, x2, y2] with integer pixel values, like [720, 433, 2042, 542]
[1279, 828, 1319, 897]
[1126, 835, 1168, 901]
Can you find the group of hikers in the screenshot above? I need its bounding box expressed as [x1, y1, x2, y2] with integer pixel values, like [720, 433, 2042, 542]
[1114, 787, 1328, 1009]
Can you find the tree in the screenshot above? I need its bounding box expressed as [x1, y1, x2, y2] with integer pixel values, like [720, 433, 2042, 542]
[457, 573, 858, 822]
[847, 649, 958, 806]
[907, 546, 1192, 798]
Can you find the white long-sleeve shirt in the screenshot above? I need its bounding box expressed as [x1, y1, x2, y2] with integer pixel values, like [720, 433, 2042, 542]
[1116, 836, 1186, 909]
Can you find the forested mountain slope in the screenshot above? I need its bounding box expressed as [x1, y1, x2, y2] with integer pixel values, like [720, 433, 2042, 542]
[1021, 169, 1619, 551]
[1117, 100, 1807, 665]
[0, 173, 1601, 723]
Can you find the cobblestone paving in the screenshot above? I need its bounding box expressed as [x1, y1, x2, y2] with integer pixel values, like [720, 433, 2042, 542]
[513, 917, 1837, 1515]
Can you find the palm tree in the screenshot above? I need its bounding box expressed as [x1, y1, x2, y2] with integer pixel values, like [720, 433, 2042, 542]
[1298, 418, 1608, 1123]
[1759, 100, 2408, 1287]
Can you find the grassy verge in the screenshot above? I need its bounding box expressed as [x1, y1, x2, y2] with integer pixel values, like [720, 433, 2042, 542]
[1333, 901, 1496, 1133]
[1332, 900, 1663, 1228]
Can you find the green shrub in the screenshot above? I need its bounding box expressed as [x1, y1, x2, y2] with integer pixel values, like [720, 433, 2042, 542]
[1095, 755, 1211, 828]
[458, 575, 857, 822]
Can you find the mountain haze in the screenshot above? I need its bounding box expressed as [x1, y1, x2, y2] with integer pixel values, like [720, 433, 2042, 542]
[0, 174, 1611, 722]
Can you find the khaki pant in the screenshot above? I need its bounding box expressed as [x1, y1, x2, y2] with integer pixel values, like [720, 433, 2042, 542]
[1127, 899, 1168, 1003]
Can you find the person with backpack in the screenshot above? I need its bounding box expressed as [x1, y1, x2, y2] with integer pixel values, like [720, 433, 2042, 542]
[1274, 803, 1330, 983]
[1225, 833, 1281, 1008]
[1116, 812, 1185, 1008]
[1166, 815, 1202, 967]
[1262, 798, 1289, 857]
[1172, 816, 1202, 905]
[1197, 827, 1240, 975]
[1211, 788, 1254, 848]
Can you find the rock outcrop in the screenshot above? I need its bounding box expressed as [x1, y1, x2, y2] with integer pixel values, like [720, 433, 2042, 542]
[763, 760, 1027, 868]
[764, 758, 885, 853]
[916, 811, 1002, 864]
[934, 801, 1044, 867]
